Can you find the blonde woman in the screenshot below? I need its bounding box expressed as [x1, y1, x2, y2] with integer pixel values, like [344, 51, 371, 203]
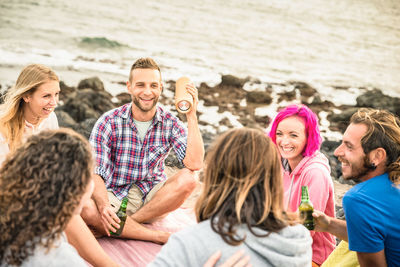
[150, 128, 312, 266]
[0, 64, 118, 267]
[0, 64, 59, 165]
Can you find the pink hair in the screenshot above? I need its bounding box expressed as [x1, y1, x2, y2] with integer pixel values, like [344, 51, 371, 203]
[268, 104, 322, 157]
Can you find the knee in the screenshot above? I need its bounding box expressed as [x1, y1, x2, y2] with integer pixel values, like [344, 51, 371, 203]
[176, 169, 197, 194]
[80, 200, 98, 224]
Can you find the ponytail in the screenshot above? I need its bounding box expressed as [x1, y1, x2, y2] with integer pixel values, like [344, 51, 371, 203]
[387, 156, 400, 185]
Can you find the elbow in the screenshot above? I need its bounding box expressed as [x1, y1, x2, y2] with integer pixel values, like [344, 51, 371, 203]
[183, 158, 204, 171]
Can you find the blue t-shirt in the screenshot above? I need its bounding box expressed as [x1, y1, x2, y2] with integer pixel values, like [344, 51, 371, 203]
[343, 173, 400, 266]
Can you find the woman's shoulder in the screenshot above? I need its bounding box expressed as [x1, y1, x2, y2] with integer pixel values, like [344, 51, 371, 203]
[20, 233, 86, 267]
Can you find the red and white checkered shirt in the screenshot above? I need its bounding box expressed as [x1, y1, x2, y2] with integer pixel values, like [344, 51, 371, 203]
[89, 103, 187, 199]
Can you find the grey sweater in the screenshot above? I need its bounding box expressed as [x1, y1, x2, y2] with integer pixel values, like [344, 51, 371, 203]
[2, 233, 86, 267]
[149, 220, 312, 267]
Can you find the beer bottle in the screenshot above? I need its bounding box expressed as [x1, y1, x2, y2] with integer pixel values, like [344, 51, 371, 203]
[299, 186, 315, 230]
[110, 197, 128, 236]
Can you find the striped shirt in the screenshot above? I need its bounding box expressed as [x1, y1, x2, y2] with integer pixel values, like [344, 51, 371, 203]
[89, 103, 187, 199]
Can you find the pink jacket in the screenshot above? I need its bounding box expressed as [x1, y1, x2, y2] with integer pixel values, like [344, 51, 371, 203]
[283, 151, 336, 265]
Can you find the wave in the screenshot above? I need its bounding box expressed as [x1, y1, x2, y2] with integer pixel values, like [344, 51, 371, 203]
[78, 37, 125, 49]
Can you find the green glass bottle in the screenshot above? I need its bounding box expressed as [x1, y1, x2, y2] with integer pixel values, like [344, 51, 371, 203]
[299, 186, 315, 230]
[110, 197, 128, 236]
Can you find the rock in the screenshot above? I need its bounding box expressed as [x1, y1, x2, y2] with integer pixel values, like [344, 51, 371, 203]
[55, 109, 77, 128]
[356, 89, 400, 117]
[338, 176, 357, 186]
[201, 130, 217, 152]
[75, 118, 98, 139]
[327, 107, 359, 132]
[246, 91, 272, 104]
[278, 90, 297, 102]
[165, 150, 185, 169]
[290, 81, 317, 97]
[60, 89, 115, 123]
[78, 77, 105, 92]
[115, 92, 131, 106]
[321, 140, 340, 153]
[336, 206, 345, 220]
[220, 74, 249, 88]
[59, 81, 76, 101]
[254, 115, 271, 129]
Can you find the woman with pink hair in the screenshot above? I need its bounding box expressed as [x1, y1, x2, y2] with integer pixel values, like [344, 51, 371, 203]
[269, 104, 335, 266]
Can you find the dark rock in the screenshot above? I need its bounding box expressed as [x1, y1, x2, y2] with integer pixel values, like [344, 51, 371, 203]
[61, 89, 115, 123]
[59, 81, 76, 101]
[311, 95, 323, 105]
[290, 81, 317, 97]
[115, 92, 131, 106]
[75, 118, 98, 139]
[0, 90, 5, 105]
[78, 77, 105, 92]
[165, 150, 185, 169]
[321, 141, 342, 179]
[356, 89, 400, 117]
[336, 206, 345, 220]
[219, 74, 249, 88]
[201, 130, 217, 153]
[246, 91, 272, 104]
[321, 140, 340, 153]
[55, 109, 77, 128]
[327, 107, 359, 133]
[278, 90, 296, 102]
[338, 176, 357, 185]
[254, 115, 271, 129]
[219, 117, 233, 128]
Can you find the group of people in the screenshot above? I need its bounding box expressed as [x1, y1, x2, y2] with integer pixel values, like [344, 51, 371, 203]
[0, 58, 399, 267]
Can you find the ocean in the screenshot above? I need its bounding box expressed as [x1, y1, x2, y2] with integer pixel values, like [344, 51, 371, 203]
[1, 0, 400, 103]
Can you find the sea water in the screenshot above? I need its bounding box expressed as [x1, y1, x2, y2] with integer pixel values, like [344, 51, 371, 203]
[0, 0, 399, 102]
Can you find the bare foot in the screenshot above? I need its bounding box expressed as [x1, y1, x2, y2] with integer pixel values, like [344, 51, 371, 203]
[155, 231, 171, 244]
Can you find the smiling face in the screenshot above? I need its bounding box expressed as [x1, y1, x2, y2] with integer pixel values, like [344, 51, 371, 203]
[334, 123, 373, 182]
[127, 68, 162, 119]
[23, 80, 60, 124]
[275, 116, 307, 169]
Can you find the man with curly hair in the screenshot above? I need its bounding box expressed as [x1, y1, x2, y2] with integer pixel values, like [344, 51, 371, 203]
[314, 108, 400, 267]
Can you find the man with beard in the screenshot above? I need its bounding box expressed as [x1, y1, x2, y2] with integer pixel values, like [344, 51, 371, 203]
[313, 108, 400, 267]
[82, 58, 204, 243]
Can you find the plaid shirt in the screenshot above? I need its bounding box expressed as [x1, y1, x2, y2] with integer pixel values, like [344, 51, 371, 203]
[89, 103, 187, 200]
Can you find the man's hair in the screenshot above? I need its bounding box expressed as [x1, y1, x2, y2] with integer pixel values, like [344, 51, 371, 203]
[0, 128, 93, 265]
[351, 108, 400, 185]
[269, 104, 322, 157]
[129, 57, 161, 82]
[195, 127, 292, 246]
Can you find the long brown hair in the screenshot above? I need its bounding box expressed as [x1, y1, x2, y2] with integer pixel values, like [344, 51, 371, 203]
[0, 64, 59, 151]
[195, 127, 290, 245]
[0, 128, 93, 265]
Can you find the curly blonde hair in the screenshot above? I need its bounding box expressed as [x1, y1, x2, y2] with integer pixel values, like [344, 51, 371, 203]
[0, 128, 93, 265]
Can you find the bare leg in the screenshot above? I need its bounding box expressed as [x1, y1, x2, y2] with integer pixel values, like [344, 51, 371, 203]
[65, 215, 119, 267]
[131, 168, 197, 223]
[81, 199, 170, 244]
